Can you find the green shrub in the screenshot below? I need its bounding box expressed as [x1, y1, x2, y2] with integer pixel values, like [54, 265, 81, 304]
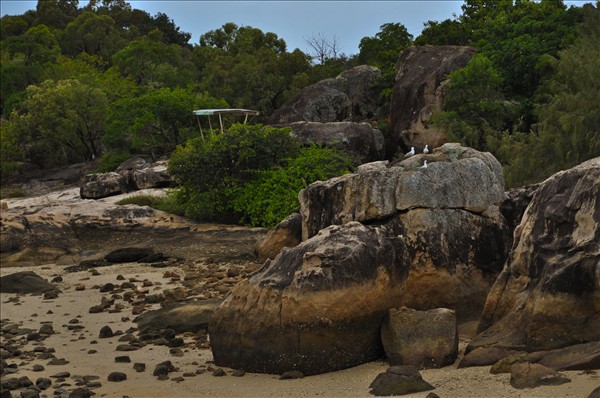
[231, 146, 355, 227]
[115, 192, 185, 216]
[168, 123, 300, 223]
[168, 124, 356, 227]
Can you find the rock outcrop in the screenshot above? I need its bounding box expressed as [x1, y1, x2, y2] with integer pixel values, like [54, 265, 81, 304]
[290, 121, 385, 163]
[269, 65, 381, 124]
[0, 188, 266, 267]
[80, 158, 175, 200]
[468, 157, 600, 355]
[388, 46, 476, 158]
[210, 222, 408, 375]
[210, 144, 510, 375]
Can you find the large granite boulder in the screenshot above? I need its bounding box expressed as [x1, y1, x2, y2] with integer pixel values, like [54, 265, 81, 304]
[388, 46, 476, 158]
[210, 145, 511, 375]
[468, 157, 600, 354]
[290, 121, 385, 163]
[269, 65, 381, 124]
[210, 222, 408, 375]
[300, 143, 505, 240]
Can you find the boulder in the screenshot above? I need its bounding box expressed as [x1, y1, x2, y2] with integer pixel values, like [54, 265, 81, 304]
[537, 341, 600, 371]
[80, 172, 129, 199]
[389, 46, 476, 158]
[381, 307, 458, 368]
[210, 222, 408, 375]
[131, 160, 175, 190]
[469, 157, 600, 353]
[269, 84, 351, 124]
[0, 271, 60, 294]
[509, 363, 570, 389]
[290, 121, 385, 163]
[300, 143, 506, 240]
[269, 65, 381, 124]
[369, 366, 434, 396]
[256, 213, 302, 262]
[134, 299, 222, 333]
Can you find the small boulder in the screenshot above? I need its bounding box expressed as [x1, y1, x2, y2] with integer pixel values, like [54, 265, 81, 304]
[134, 299, 222, 334]
[381, 307, 458, 368]
[80, 172, 129, 199]
[510, 363, 570, 389]
[107, 372, 127, 382]
[0, 271, 60, 295]
[369, 366, 434, 396]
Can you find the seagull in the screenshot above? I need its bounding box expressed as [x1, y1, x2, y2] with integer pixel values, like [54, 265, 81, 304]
[405, 147, 415, 157]
[421, 160, 428, 169]
[423, 144, 429, 154]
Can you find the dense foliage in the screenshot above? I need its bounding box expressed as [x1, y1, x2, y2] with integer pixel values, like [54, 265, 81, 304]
[168, 124, 355, 226]
[417, 0, 599, 187]
[0, 1, 345, 177]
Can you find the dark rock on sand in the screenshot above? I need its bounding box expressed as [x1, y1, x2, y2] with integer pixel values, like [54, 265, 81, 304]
[134, 299, 222, 334]
[133, 363, 146, 372]
[107, 372, 127, 382]
[0, 271, 60, 295]
[510, 363, 571, 389]
[98, 326, 113, 338]
[369, 366, 434, 396]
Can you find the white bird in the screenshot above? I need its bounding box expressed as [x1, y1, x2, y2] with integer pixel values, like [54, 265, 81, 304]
[423, 144, 429, 154]
[405, 147, 415, 157]
[421, 160, 428, 169]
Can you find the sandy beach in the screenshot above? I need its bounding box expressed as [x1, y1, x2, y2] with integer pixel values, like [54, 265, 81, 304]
[1, 262, 598, 398]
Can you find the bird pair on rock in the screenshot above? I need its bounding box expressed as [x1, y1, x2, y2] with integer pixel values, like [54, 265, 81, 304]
[404, 144, 429, 157]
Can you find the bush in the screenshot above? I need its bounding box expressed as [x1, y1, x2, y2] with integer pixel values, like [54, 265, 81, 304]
[168, 124, 356, 227]
[115, 192, 185, 215]
[231, 146, 355, 227]
[168, 123, 300, 223]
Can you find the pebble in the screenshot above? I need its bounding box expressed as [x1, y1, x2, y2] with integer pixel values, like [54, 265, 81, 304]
[38, 324, 54, 335]
[88, 305, 104, 314]
[47, 358, 69, 366]
[99, 283, 115, 293]
[171, 376, 185, 382]
[115, 356, 131, 363]
[98, 326, 113, 338]
[169, 348, 183, 357]
[51, 371, 71, 378]
[32, 364, 45, 372]
[107, 372, 127, 382]
[115, 344, 139, 351]
[68, 387, 92, 398]
[133, 363, 146, 372]
[231, 369, 246, 377]
[35, 377, 51, 390]
[75, 284, 86, 291]
[212, 368, 226, 377]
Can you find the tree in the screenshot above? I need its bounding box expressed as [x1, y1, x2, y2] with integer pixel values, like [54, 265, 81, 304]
[60, 12, 127, 63]
[7, 79, 109, 167]
[358, 23, 413, 67]
[105, 87, 228, 158]
[34, 0, 79, 29]
[195, 23, 311, 115]
[304, 32, 342, 64]
[111, 35, 195, 87]
[504, 3, 600, 186]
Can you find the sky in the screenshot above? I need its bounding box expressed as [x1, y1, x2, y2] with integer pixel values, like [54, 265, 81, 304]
[0, 0, 467, 55]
